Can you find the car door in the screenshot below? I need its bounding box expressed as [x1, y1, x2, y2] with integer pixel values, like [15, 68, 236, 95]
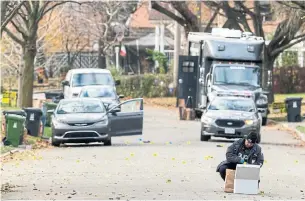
[108, 98, 143, 136]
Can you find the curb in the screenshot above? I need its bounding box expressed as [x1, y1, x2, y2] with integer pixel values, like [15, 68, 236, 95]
[0, 148, 21, 159]
[268, 119, 305, 142]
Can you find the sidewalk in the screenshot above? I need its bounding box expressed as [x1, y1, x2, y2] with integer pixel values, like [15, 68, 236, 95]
[271, 120, 305, 142]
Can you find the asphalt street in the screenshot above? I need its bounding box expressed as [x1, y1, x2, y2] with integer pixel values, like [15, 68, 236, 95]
[1, 106, 305, 200]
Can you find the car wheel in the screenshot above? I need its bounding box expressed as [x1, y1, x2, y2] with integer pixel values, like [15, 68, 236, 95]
[257, 134, 261, 144]
[201, 135, 211, 141]
[51, 134, 60, 147]
[262, 117, 267, 126]
[104, 138, 112, 146]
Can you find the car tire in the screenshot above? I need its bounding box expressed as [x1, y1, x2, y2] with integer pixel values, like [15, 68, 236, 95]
[104, 138, 112, 146]
[201, 134, 211, 141]
[51, 134, 60, 147]
[257, 134, 261, 144]
[262, 117, 267, 126]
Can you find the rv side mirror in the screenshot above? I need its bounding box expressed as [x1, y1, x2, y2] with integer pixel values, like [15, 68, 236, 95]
[62, 80, 70, 86]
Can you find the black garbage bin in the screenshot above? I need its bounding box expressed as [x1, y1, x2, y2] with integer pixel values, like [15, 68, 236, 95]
[23, 108, 43, 136]
[285, 97, 303, 122]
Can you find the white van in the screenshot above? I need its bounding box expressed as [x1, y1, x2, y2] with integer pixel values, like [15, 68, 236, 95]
[62, 68, 120, 99]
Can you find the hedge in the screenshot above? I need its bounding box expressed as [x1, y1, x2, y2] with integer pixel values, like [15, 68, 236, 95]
[116, 74, 174, 98]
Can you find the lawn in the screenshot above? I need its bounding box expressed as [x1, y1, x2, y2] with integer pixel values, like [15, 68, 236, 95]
[0, 145, 15, 154]
[274, 93, 305, 102]
[297, 126, 305, 134]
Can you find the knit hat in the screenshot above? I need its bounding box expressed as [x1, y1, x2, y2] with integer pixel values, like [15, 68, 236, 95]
[246, 132, 258, 143]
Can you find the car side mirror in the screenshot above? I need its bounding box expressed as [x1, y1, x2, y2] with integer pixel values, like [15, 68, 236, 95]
[107, 107, 121, 114]
[47, 109, 55, 114]
[62, 80, 70, 86]
[115, 80, 121, 86]
[119, 94, 124, 99]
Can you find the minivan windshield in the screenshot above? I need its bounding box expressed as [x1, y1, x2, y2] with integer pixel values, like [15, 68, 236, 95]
[213, 65, 260, 87]
[72, 73, 114, 87]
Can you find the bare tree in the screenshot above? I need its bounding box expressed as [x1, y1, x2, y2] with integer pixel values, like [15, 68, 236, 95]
[3, 1, 80, 107]
[68, 1, 138, 67]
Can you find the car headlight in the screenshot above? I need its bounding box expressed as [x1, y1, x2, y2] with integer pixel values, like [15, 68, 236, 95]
[244, 120, 254, 125]
[256, 95, 268, 105]
[52, 119, 66, 127]
[201, 116, 214, 124]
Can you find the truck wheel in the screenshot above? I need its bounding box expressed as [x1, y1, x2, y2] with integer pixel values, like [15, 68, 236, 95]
[262, 117, 267, 126]
[201, 134, 211, 141]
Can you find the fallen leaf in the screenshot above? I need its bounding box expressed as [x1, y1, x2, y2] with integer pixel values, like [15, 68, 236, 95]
[153, 153, 158, 157]
[130, 153, 135, 157]
[186, 141, 191, 145]
[295, 160, 299, 164]
[76, 160, 80, 163]
[166, 179, 171, 183]
[216, 144, 224, 147]
[171, 157, 175, 161]
[125, 157, 129, 160]
[182, 160, 186, 164]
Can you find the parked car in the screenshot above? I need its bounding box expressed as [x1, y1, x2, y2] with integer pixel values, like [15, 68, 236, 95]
[200, 96, 262, 143]
[62, 68, 121, 99]
[48, 98, 143, 146]
[78, 85, 124, 110]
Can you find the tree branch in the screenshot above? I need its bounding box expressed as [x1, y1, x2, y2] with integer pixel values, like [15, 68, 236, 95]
[151, 1, 186, 27]
[3, 27, 25, 46]
[204, 6, 220, 32]
[0, 1, 25, 36]
[271, 36, 305, 57]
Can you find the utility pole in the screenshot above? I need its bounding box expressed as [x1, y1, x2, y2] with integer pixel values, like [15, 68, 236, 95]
[173, 10, 181, 88]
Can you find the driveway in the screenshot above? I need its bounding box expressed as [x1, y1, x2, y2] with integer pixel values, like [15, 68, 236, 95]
[1, 106, 305, 200]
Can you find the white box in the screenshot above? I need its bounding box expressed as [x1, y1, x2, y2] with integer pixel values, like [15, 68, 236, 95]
[234, 164, 260, 195]
[234, 179, 259, 195]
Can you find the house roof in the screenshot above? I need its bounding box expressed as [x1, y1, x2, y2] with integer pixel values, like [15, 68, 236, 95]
[130, 1, 175, 28]
[125, 33, 174, 47]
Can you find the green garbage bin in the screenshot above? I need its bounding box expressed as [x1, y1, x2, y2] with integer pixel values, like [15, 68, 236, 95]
[4, 114, 26, 147]
[44, 102, 57, 126]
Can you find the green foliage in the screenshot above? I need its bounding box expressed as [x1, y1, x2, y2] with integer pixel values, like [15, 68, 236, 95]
[108, 65, 122, 80]
[146, 48, 168, 74]
[116, 74, 174, 98]
[281, 51, 298, 66]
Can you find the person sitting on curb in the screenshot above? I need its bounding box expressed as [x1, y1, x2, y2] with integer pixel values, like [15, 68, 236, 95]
[216, 132, 264, 181]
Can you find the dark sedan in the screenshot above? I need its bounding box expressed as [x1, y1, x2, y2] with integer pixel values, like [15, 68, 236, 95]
[200, 96, 262, 143]
[49, 98, 143, 146]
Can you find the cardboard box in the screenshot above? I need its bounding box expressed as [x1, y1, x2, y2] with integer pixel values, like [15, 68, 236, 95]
[224, 169, 235, 193]
[234, 164, 260, 195]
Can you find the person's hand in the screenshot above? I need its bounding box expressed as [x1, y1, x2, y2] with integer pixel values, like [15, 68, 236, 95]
[239, 158, 245, 164]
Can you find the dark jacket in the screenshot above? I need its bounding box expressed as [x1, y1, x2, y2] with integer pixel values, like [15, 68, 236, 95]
[216, 139, 264, 172]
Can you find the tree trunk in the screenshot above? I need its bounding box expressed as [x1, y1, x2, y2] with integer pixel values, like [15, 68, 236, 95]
[21, 41, 36, 107]
[262, 49, 276, 103]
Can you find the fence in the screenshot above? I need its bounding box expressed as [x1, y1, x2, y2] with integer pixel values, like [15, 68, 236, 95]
[273, 66, 305, 94]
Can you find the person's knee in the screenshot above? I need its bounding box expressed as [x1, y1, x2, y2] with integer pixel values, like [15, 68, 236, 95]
[219, 165, 228, 174]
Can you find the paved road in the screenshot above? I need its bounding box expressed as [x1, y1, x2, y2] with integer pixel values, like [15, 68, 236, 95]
[2, 106, 305, 200]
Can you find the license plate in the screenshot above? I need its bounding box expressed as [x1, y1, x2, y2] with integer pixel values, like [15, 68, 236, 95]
[225, 128, 235, 134]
